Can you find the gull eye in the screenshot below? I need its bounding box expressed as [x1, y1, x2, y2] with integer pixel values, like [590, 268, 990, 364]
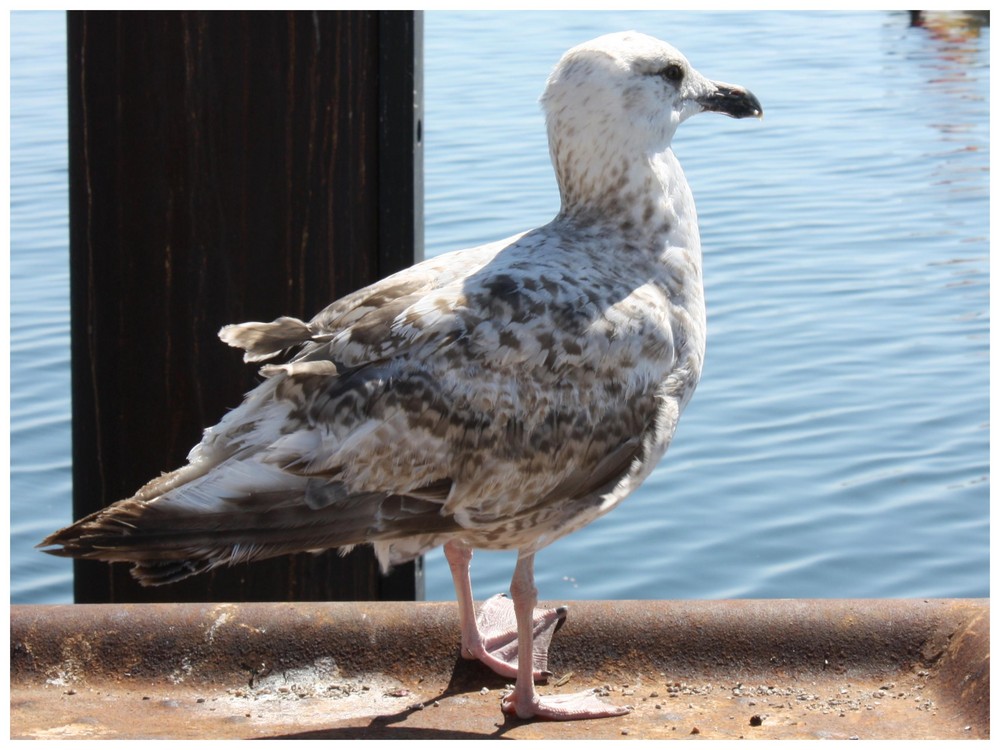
[659, 63, 684, 83]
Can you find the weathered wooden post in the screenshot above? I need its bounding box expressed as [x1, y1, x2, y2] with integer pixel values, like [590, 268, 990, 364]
[67, 10, 424, 602]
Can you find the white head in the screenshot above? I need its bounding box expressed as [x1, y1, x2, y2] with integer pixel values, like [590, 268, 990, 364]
[541, 32, 761, 217]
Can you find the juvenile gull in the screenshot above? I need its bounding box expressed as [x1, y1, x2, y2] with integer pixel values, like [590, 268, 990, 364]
[41, 31, 761, 720]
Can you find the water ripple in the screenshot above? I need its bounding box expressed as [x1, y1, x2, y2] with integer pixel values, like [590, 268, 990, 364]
[10, 10, 989, 604]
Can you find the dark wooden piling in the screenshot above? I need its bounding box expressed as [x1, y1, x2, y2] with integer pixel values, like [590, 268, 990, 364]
[67, 10, 424, 603]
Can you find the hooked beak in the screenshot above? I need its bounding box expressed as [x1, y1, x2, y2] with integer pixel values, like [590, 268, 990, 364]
[697, 81, 763, 119]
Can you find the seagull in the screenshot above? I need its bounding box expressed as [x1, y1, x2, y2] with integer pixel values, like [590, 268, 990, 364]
[40, 31, 761, 721]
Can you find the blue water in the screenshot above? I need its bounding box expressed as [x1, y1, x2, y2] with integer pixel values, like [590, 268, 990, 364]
[10, 11, 989, 605]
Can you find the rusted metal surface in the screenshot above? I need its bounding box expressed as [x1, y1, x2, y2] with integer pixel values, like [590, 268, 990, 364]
[10, 599, 988, 739]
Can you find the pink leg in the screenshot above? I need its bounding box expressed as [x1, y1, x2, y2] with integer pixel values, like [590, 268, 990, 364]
[500, 552, 629, 721]
[444, 540, 563, 680]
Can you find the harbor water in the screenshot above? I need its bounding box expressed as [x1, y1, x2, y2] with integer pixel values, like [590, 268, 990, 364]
[10, 10, 989, 604]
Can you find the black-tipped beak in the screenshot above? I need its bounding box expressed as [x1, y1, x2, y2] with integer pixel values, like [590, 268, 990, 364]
[699, 82, 763, 119]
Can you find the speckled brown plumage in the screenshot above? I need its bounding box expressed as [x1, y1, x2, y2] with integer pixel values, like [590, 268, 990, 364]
[41, 31, 761, 720]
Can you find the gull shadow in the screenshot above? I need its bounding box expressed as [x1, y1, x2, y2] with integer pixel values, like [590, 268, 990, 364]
[262, 654, 531, 739]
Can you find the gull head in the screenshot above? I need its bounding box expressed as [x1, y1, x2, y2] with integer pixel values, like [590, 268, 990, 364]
[541, 31, 762, 220]
[542, 31, 762, 152]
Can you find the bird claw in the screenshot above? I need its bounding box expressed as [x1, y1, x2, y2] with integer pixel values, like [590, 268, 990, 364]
[463, 593, 566, 681]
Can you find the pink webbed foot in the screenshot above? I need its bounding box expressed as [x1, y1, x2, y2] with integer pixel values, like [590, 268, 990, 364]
[491, 551, 629, 721]
[501, 686, 631, 721]
[462, 593, 566, 681]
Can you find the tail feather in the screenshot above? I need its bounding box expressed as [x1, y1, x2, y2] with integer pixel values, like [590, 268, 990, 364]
[38, 482, 461, 586]
[129, 559, 215, 586]
[40, 319, 466, 585]
[218, 316, 313, 363]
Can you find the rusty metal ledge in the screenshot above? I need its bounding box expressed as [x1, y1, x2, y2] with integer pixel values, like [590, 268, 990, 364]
[10, 599, 988, 740]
